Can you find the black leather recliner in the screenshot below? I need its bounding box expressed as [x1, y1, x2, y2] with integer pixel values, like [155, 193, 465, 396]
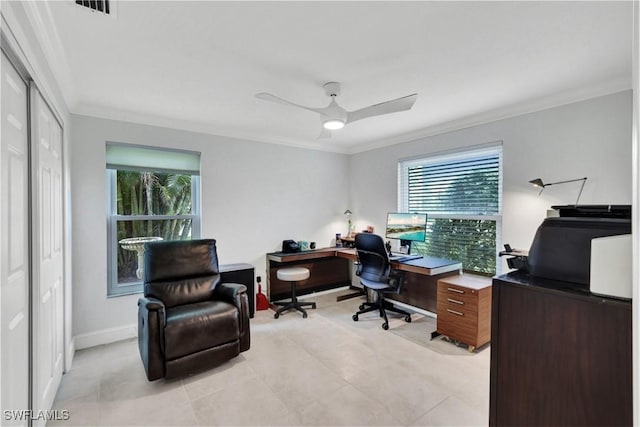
[137, 239, 250, 381]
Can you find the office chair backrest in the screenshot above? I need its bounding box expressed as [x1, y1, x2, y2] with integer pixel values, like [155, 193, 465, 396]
[355, 233, 390, 283]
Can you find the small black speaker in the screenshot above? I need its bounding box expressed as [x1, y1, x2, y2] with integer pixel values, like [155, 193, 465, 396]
[282, 240, 300, 253]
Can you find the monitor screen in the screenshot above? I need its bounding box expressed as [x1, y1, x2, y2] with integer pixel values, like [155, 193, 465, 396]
[385, 212, 428, 242]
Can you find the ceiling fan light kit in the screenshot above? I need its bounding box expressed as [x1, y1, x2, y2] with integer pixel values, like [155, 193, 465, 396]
[323, 119, 345, 130]
[256, 82, 417, 137]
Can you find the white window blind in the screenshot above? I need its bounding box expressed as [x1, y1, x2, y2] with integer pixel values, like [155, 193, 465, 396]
[106, 142, 200, 175]
[398, 145, 502, 274]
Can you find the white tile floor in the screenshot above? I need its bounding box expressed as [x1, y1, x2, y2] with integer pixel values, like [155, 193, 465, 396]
[50, 290, 490, 426]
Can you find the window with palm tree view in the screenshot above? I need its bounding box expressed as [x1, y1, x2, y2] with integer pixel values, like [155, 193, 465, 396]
[106, 144, 200, 296]
[398, 145, 502, 275]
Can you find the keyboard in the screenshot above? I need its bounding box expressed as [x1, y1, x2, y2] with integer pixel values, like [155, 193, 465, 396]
[389, 254, 422, 262]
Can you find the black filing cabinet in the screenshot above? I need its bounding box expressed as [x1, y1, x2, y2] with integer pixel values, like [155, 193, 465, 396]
[220, 263, 255, 318]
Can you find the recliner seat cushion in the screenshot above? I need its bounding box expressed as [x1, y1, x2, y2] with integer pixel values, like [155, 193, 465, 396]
[164, 300, 239, 360]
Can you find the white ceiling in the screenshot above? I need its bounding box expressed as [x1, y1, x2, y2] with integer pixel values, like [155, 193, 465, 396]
[27, 1, 632, 153]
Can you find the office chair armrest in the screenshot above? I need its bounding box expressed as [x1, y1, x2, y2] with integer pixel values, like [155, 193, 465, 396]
[385, 270, 405, 293]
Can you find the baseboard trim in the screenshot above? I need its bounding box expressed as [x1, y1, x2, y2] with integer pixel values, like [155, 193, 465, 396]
[74, 324, 137, 350]
[65, 338, 75, 372]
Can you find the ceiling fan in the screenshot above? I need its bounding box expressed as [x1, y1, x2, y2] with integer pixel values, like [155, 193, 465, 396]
[255, 82, 417, 137]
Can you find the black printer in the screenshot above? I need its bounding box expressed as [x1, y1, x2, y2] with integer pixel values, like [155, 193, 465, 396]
[503, 205, 631, 290]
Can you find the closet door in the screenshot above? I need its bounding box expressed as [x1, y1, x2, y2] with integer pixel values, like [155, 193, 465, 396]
[31, 85, 64, 422]
[1, 51, 30, 426]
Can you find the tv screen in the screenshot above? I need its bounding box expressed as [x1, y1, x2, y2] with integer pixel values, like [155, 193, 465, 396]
[385, 212, 428, 242]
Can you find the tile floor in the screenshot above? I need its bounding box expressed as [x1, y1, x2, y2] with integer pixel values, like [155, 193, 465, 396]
[50, 289, 490, 426]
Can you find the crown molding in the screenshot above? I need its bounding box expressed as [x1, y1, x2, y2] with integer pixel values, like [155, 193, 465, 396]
[73, 103, 351, 155]
[74, 79, 630, 157]
[347, 79, 631, 154]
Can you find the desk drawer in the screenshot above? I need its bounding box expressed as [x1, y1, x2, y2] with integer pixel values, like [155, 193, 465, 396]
[436, 275, 492, 349]
[437, 307, 478, 344]
[437, 287, 478, 312]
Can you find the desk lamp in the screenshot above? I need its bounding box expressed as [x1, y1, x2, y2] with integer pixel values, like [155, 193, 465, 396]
[344, 209, 353, 236]
[529, 177, 587, 205]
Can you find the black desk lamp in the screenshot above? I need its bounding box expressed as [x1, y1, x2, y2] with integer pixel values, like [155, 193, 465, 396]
[529, 177, 588, 205]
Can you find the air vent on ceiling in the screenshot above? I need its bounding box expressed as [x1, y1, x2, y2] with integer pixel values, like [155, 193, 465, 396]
[75, 0, 110, 15]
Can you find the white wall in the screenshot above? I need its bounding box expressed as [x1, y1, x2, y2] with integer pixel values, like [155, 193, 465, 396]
[349, 91, 633, 269]
[71, 91, 632, 347]
[70, 114, 349, 344]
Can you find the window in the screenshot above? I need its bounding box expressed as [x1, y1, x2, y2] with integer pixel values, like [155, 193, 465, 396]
[106, 143, 201, 296]
[398, 144, 502, 275]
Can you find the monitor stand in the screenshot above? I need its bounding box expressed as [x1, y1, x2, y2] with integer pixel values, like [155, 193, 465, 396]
[399, 239, 412, 254]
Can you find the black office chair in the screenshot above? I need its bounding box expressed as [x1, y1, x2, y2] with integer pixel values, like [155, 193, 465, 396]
[352, 233, 411, 330]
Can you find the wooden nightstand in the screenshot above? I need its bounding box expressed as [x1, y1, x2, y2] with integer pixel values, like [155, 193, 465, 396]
[436, 274, 492, 351]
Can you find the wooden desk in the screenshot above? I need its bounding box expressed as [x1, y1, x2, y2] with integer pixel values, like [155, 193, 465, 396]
[266, 249, 352, 302]
[266, 248, 461, 313]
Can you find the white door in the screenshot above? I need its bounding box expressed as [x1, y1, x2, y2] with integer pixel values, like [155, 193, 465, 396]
[31, 85, 64, 423]
[1, 51, 30, 426]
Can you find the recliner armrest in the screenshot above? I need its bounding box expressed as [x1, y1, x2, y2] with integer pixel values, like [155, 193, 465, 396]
[137, 296, 166, 381]
[213, 282, 250, 352]
[139, 296, 166, 312]
[213, 282, 247, 302]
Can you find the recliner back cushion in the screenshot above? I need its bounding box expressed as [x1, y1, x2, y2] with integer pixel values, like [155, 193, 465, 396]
[145, 275, 221, 308]
[145, 239, 219, 282]
[144, 239, 221, 307]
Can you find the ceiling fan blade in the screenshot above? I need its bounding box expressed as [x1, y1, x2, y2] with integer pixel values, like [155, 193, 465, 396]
[255, 92, 323, 115]
[346, 93, 417, 124]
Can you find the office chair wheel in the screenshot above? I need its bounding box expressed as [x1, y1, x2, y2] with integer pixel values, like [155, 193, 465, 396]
[381, 322, 389, 330]
[352, 314, 359, 321]
[359, 304, 365, 310]
[303, 312, 308, 319]
[404, 315, 412, 323]
[274, 312, 280, 319]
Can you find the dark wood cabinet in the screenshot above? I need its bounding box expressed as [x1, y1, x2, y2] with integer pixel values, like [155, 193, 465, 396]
[220, 263, 255, 318]
[267, 256, 351, 302]
[490, 272, 632, 426]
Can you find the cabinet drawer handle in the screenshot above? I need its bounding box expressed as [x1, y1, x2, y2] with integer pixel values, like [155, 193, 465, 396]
[447, 287, 464, 294]
[447, 298, 464, 305]
[447, 309, 464, 316]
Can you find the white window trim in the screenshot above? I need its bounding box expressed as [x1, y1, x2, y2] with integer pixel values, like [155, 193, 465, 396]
[398, 143, 503, 274]
[106, 169, 201, 297]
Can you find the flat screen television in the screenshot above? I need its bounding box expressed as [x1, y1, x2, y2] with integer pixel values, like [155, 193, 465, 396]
[385, 213, 428, 246]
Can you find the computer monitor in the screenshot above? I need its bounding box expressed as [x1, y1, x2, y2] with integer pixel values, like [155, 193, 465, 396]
[385, 212, 428, 251]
